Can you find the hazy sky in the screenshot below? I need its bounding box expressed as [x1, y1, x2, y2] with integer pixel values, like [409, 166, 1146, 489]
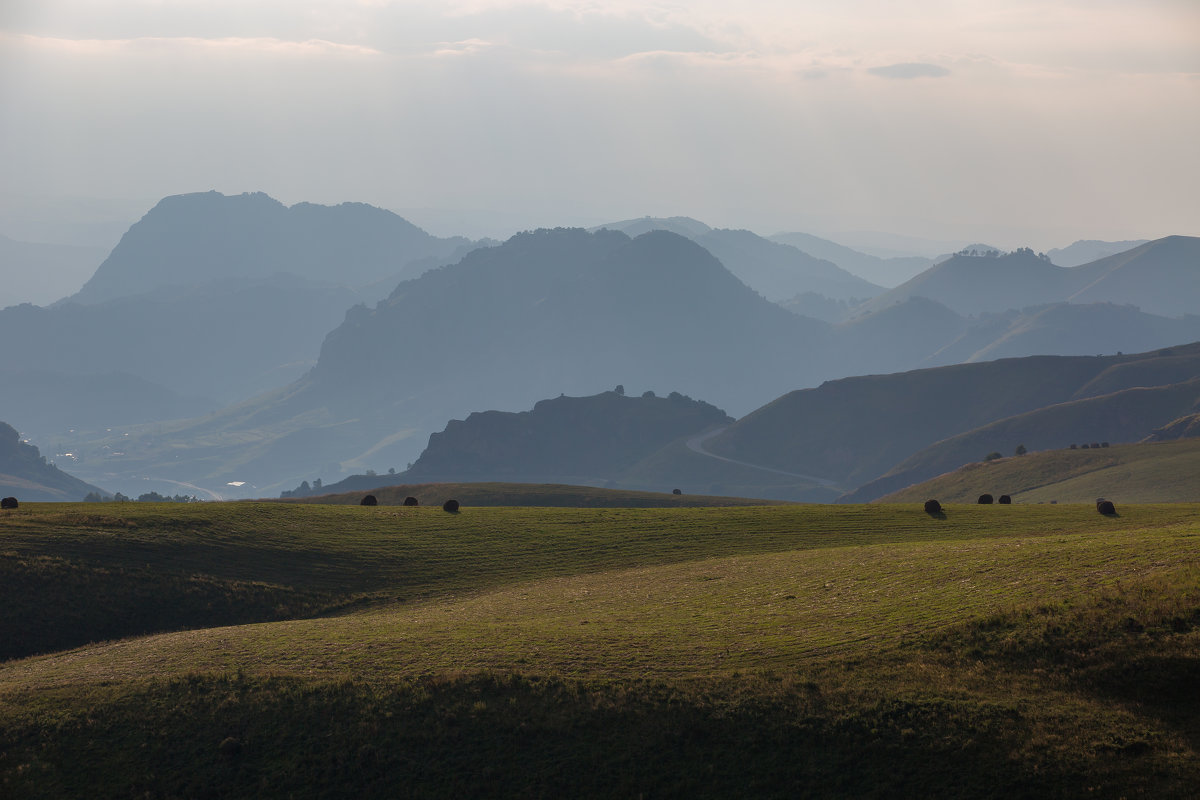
[2, 0, 1198, 247]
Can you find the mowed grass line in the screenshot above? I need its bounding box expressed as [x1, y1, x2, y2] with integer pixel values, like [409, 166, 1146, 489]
[3, 512, 1196, 688]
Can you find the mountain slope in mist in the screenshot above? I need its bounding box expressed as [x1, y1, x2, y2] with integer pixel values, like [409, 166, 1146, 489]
[70, 191, 474, 305]
[0, 421, 106, 501]
[860, 237, 1200, 318]
[91, 228, 834, 493]
[595, 217, 882, 302]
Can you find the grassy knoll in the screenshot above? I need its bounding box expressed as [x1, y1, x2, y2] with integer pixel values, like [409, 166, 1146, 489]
[1, 502, 1199, 796]
[279, 480, 793, 507]
[879, 438, 1200, 504]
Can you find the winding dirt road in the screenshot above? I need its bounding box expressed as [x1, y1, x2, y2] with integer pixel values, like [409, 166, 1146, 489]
[685, 426, 844, 489]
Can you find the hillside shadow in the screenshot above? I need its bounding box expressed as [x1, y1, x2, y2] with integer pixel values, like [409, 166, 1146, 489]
[1076, 653, 1200, 750]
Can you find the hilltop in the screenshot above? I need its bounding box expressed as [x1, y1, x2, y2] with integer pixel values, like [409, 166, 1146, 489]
[860, 236, 1200, 318]
[69, 191, 474, 305]
[403, 389, 731, 485]
[595, 217, 882, 302]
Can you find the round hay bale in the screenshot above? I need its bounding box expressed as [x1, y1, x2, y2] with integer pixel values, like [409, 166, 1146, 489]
[977, 493, 994, 504]
[672, 488, 682, 495]
[0, 497, 17, 509]
[1097, 499, 1116, 515]
[360, 494, 378, 506]
[924, 499, 942, 515]
[403, 496, 419, 507]
[442, 499, 460, 513]
[998, 494, 1012, 504]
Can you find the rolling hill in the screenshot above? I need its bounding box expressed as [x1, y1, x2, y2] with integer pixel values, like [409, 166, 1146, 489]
[701, 342, 1200, 495]
[1, 502, 1198, 796]
[847, 377, 1200, 501]
[877, 438, 1200, 504]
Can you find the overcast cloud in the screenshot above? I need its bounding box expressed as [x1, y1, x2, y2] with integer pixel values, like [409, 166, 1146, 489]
[1, 0, 1197, 247]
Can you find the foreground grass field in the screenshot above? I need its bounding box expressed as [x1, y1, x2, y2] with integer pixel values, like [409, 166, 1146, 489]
[1, 501, 1198, 797]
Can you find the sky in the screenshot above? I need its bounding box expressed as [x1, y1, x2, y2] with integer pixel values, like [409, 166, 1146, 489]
[1, 0, 1198, 249]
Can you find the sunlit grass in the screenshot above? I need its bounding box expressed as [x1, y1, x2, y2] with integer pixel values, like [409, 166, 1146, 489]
[1, 500, 1198, 797]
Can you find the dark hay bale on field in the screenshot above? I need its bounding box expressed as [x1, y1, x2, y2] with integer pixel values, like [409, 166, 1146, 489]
[403, 496, 418, 507]
[0, 497, 17, 509]
[360, 494, 378, 506]
[978, 493, 994, 504]
[924, 499, 942, 515]
[672, 488, 682, 495]
[442, 499, 460, 513]
[998, 494, 1012, 504]
[1097, 499, 1117, 516]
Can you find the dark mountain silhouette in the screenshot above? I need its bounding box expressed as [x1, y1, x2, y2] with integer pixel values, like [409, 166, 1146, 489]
[702, 343, 1200, 494]
[69, 191, 474, 305]
[594, 217, 882, 302]
[767, 231, 932, 287]
[860, 236, 1200, 318]
[403, 389, 732, 484]
[0, 421, 106, 501]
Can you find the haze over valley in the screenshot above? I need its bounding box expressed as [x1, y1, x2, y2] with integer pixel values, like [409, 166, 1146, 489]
[2, 188, 1198, 504]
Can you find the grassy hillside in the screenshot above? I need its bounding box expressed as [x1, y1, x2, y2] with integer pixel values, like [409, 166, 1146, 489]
[879, 438, 1200, 504]
[2, 502, 1198, 796]
[848, 378, 1200, 501]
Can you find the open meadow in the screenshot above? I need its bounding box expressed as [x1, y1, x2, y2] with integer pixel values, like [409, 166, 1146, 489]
[1, 499, 1198, 797]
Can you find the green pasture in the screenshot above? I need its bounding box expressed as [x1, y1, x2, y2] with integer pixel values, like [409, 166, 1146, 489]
[1, 500, 1198, 797]
[880, 438, 1200, 504]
